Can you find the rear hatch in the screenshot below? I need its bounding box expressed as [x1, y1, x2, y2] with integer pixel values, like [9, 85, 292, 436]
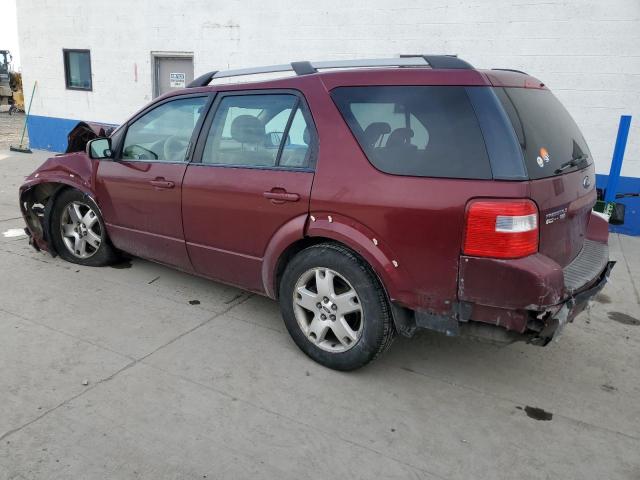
[494, 86, 596, 267]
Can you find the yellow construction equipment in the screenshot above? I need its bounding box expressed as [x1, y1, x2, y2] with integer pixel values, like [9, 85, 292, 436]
[0, 50, 24, 113]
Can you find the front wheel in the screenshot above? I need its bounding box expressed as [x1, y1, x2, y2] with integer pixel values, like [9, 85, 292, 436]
[279, 243, 395, 370]
[50, 189, 118, 266]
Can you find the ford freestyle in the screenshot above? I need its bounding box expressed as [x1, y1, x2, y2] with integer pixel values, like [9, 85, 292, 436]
[19, 56, 614, 370]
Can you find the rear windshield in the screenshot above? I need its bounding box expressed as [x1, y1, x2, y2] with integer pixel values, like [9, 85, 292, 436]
[331, 86, 492, 179]
[494, 87, 593, 179]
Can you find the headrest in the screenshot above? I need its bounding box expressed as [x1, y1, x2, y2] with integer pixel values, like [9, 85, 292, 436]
[303, 127, 310, 145]
[363, 122, 391, 147]
[386, 128, 414, 148]
[230, 115, 265, 144]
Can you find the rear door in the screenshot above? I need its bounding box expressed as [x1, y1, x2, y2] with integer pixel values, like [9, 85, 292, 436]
[182, 90, 316, 291]
[96, 94, 210, 269]
[494, 86, 597, 266]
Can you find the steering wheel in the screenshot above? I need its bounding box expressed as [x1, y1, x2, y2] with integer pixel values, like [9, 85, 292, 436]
[164, 136, 190, 161]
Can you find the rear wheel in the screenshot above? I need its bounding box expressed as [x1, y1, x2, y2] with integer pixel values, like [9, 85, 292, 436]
[279, 243, 395, 370]
[50, 189, 118, 266]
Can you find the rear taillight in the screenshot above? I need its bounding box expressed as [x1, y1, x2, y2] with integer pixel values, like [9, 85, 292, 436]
[463, 199, 539, 259]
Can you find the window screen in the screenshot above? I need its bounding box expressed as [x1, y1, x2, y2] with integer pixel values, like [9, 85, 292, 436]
[331, 86, 492, 179]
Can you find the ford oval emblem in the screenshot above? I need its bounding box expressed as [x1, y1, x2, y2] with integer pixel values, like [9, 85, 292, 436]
[583, 176, 591, 189]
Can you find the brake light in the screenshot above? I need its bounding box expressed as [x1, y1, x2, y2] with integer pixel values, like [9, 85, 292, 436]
[463, 199, 538, 259]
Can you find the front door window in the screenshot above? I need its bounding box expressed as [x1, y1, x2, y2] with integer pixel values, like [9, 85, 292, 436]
[122, 96, 208, 162]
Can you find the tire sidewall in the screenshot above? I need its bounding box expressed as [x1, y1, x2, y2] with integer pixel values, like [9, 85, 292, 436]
[50, 189, 114, 266]
[280, 244, 391, 370]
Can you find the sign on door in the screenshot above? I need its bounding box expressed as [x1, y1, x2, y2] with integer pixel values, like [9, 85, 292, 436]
[169, 72, 186, 88]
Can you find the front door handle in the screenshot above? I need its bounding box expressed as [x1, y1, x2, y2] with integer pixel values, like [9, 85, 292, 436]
[263, 189, 300, 204]
[149, 178, 175, 189]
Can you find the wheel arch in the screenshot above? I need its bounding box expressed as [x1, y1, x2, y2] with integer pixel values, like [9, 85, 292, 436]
[20, 179, 96, 255]
[264, 214, 403, 304]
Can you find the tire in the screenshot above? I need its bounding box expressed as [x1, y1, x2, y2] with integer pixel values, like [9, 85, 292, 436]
[279, 243, 395, 370]
[50, 189, 118, 266]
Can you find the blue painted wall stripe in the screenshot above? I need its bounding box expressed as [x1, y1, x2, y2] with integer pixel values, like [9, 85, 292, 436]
[26, 114, 83, 152]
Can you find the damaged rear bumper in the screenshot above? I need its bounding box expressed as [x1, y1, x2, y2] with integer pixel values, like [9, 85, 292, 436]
[528, 259, 615, 345]
[394, 239, 615, 346]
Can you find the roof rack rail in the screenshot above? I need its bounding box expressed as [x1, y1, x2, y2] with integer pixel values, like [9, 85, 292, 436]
[187, 55, 473, 88]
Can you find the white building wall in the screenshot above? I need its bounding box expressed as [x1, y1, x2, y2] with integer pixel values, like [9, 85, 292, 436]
[16, 0, 640, 176]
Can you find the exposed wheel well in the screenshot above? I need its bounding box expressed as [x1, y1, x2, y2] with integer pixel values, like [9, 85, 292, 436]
[273, 237, 329, 299]
[21, 183, 72, 251]
[273, 236, 389, 301]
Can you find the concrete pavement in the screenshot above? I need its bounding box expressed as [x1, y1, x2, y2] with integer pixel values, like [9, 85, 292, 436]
[0, 150, 639, 479]
[0, 112, 27, 150]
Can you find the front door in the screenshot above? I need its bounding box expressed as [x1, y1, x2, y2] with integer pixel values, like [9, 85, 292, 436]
[182, 91, 316, 291]
[96, 94, 210, 269]
[154, 55, 194, 98]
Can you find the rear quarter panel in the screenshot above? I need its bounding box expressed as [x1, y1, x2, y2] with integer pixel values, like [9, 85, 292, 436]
[304, 80, 530, 313]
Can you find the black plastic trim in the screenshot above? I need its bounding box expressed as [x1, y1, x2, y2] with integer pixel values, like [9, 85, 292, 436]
[291, 61, 317, 75]
[187, 71, 218, 88]
[422, 55, 473, 70]
[563, 240, 610, 294]
[465, 86, 528, 180]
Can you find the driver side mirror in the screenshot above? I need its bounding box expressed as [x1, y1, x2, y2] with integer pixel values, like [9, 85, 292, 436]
[86, 137, 112, 159]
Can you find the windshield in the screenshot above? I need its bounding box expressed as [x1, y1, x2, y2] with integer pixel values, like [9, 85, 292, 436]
[494, 87, 593, 179]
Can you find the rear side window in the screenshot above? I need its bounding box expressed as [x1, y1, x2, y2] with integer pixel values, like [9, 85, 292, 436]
[202, 94, 311, 168]
[494, 87, 593, 179]
[331, 86, 491, 179]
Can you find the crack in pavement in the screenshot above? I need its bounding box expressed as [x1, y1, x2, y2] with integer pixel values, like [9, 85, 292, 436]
[0, 306, 137, 361]
[0, 244, 242, 312]
[0, 292, 253, 444]
[390, 361, 640, 443]
[200, 300, 640, 443]
[140, 360, 445, 480]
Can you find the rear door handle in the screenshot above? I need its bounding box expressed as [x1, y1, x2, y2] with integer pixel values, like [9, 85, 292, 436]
[149, 178, 175, 189]
[263, 190, 300, 204]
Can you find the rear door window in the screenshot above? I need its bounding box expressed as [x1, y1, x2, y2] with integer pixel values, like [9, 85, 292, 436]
[494, 87, 593, 179]
[202, 94, 312, 168]
[331, 86, 491, 179]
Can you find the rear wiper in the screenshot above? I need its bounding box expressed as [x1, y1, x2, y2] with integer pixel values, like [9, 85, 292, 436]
[554, 154, 589, 174]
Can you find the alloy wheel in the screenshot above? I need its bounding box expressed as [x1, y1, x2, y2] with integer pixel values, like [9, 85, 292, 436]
[60, 201, 102, 259]
[292, 267, 364, 353]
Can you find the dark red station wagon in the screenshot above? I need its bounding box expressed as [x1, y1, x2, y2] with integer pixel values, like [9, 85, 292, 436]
[20, 56, 614, 370]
